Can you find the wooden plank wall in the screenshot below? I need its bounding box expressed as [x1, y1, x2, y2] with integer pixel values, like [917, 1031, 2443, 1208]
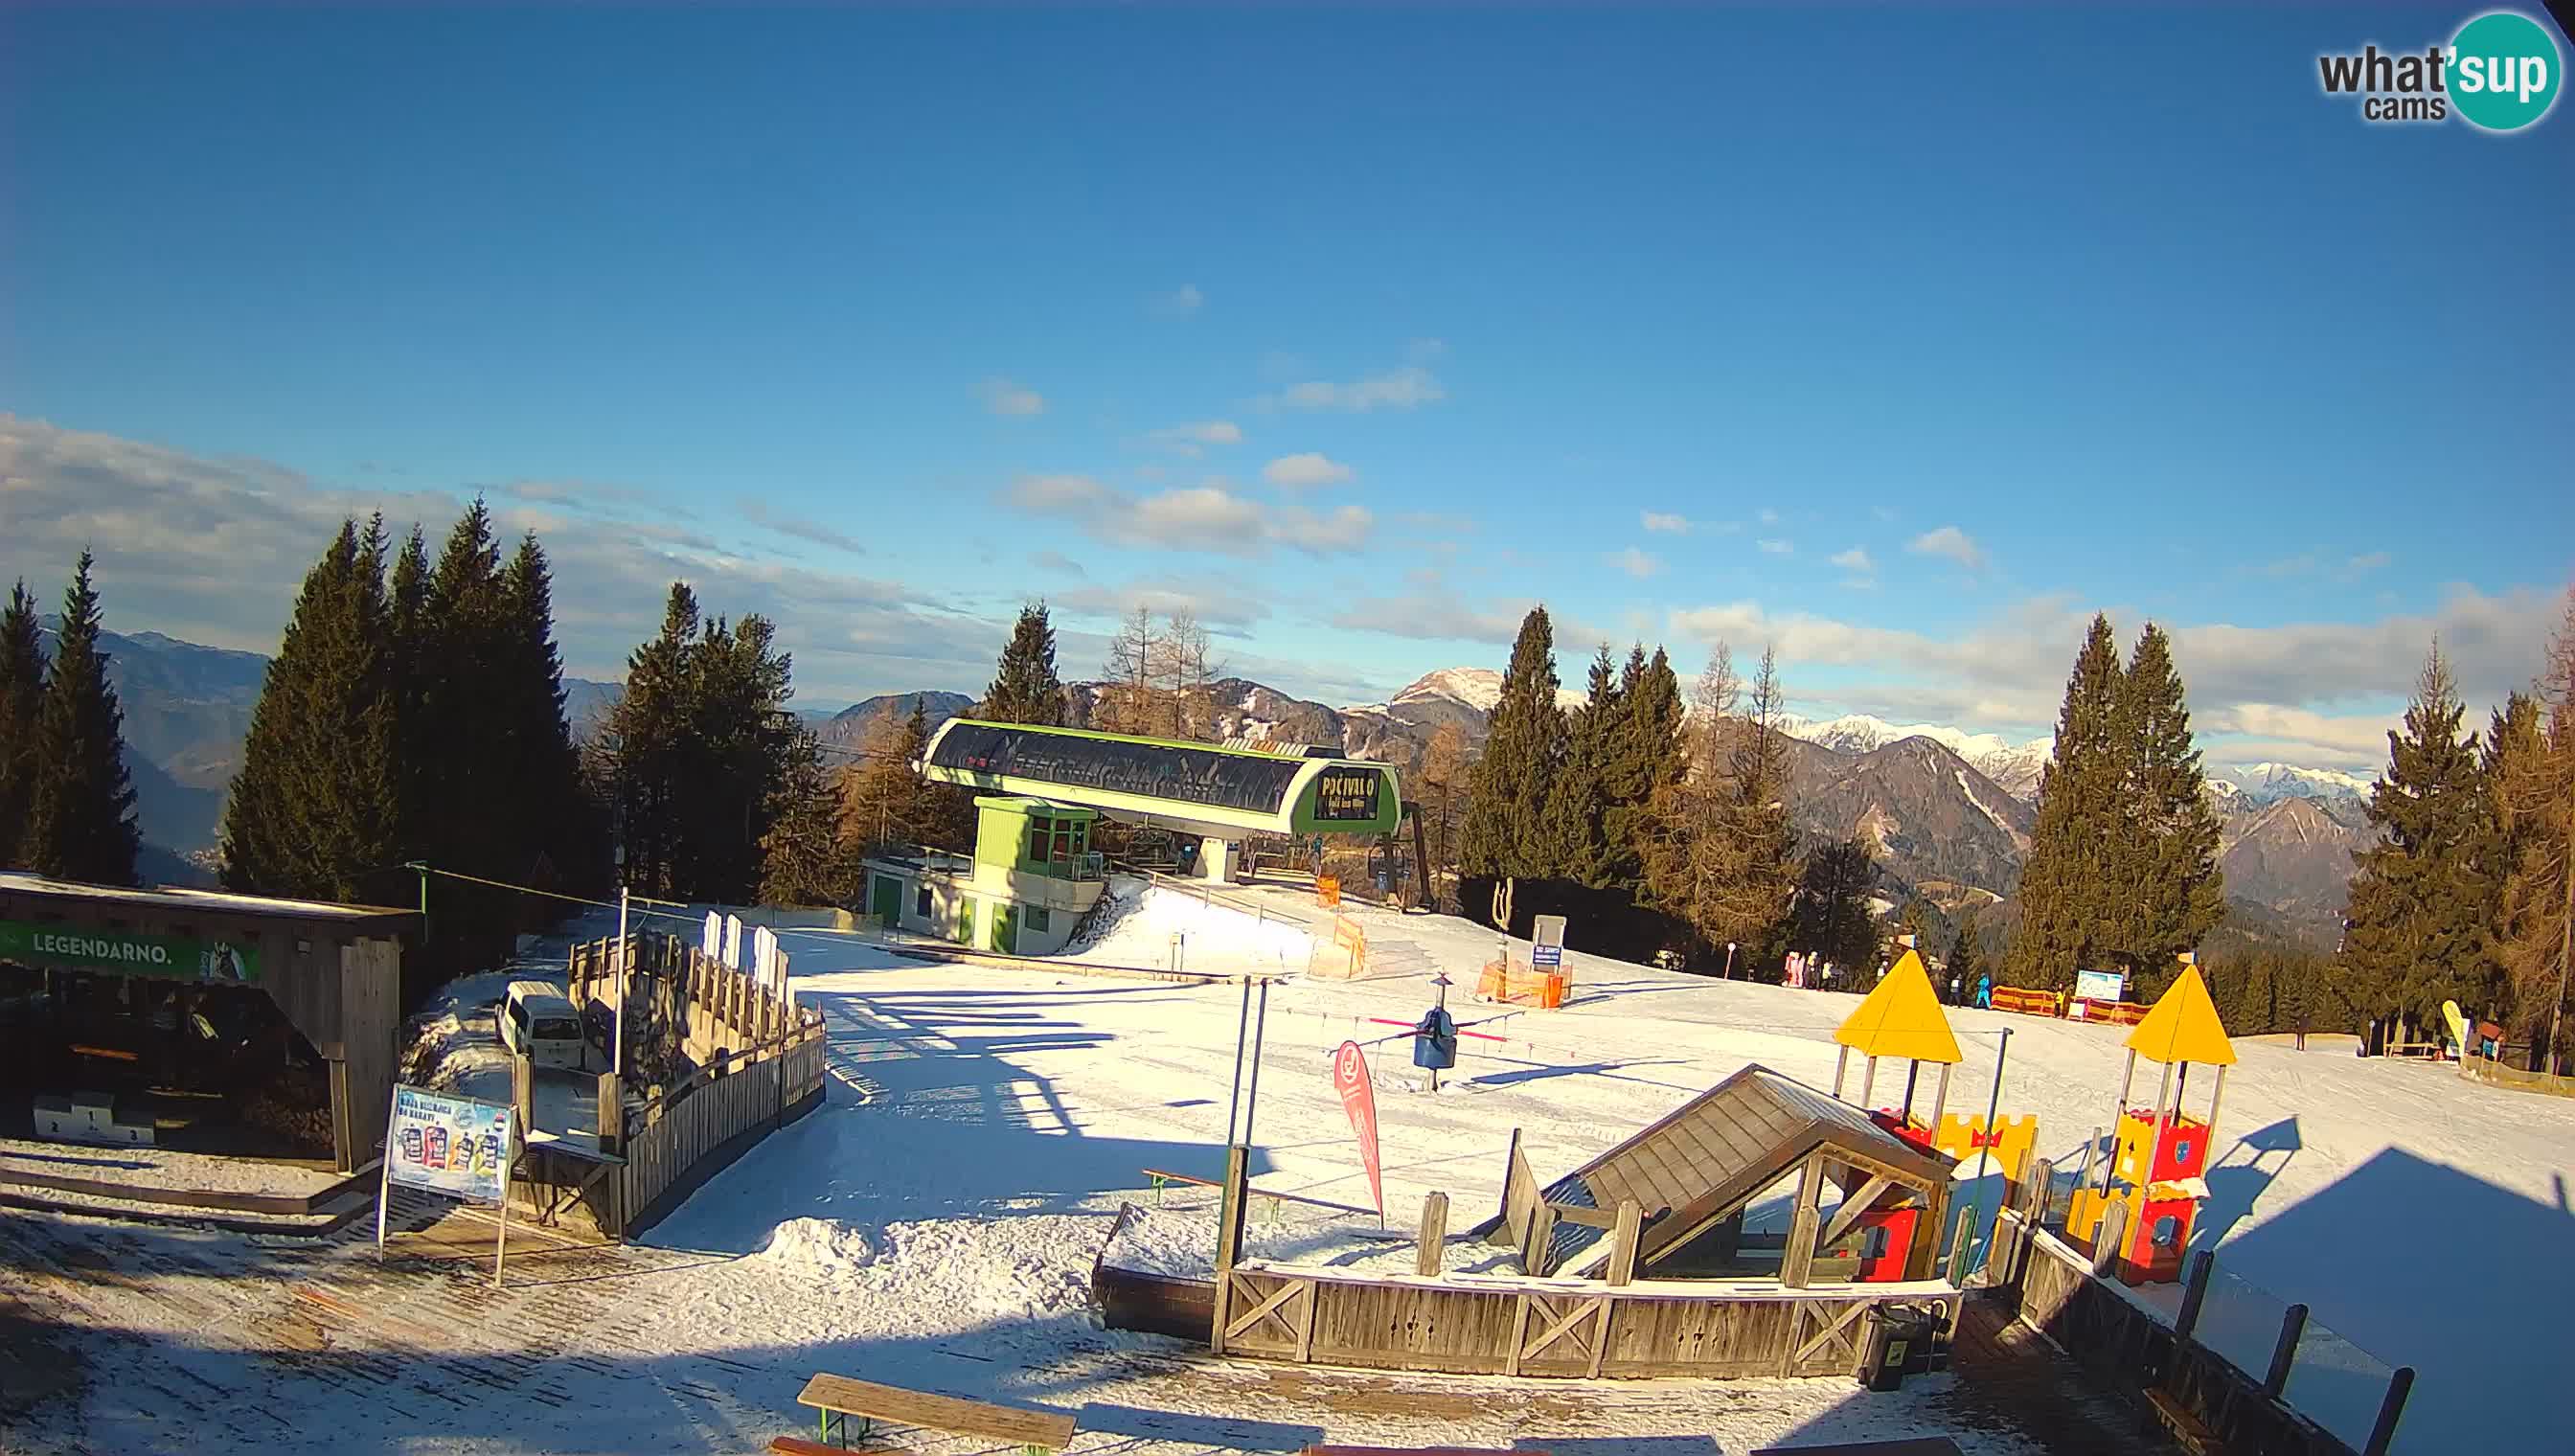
[1203, 1270, 1954, 1380]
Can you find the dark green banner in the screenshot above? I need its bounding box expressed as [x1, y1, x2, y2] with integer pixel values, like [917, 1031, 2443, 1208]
[0, 919, 262, 984]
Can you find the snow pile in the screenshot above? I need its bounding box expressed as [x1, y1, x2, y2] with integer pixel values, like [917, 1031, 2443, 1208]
[752, 1216, 878, 1273]
[1066, 877, 1313, 976]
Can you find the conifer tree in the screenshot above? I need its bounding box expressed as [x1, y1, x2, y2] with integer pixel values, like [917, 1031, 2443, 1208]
[2008, 615, 2128, 990]
[385, 526, 435, 857]
[2495, 590, 2575, 1065]
[1949, 910, 1988, 996]
[220, 519, 400, 900]
[1642, 643, 1798, 966]
[982, 603, 1067, 725]
[498, 532, 593, 893]
[1542, 645, 1620, 886]
[2108, 623, 2225, 970]
[760, 724, 854, 904]
[597, 584, 703, 897]
[1461, 608, 1564, 878]
[0, 581, 47, 865]
[1603, 644, 1684, 893]
[1786, 837, 1880, 974]
[2342, 644, 2498, 1026]
[25, 552, 141, 885]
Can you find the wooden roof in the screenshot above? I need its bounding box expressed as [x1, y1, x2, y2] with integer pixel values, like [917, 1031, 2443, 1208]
[1541, 1065, 1957, 1269]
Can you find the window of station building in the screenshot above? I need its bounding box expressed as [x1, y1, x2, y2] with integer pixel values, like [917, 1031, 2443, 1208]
[1028, 905, 1052, 933]
[1052, 819, 1081, 864]
[1028, 817, 1055, 864]
[915, 885, 932, 919]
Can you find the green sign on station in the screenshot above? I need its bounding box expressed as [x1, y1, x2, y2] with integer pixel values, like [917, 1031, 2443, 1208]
[0, 919, 262, 984]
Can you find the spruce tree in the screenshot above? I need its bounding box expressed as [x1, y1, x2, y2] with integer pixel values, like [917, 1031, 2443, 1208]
[2007, 614, 2128, 991]
[1541, 645, 1619, 886]
[25, 552, 142, 885]
[385, 526, 436, 860]
[983, 603, 1067, 726]
[0, 581, 47, 865]
[1786, 838, 1881, 974]
[2342, 644, 2497, 1027]
[220, 519, 400, 900]
[1460, 607, 1564, 878]
[1949, 911, 1988, 996]
[498, 533, 592, 894]
[760, 724, 854, 904]
[598, 583, 702, 897]
[2108, 623, 2225, 972]
[1603, 644, 1683, 893]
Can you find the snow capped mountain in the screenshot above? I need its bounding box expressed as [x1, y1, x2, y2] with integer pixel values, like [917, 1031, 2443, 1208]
[2211, 762, 2375, 806]
[1777, 713, 2053, 803]
[1347, 667, 1588, 718]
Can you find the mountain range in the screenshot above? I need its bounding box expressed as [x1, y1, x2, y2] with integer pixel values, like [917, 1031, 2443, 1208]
[49, 626, 2379, 944]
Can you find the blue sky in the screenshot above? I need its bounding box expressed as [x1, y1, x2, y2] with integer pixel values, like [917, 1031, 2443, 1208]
[3, 5, 2568, 769]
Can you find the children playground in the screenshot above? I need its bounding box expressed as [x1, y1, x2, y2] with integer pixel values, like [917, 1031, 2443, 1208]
[2, 880, 2570, 1456]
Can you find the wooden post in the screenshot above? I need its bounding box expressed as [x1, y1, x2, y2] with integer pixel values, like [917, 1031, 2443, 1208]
[510, 1053, 534, 1136]
[2174, 1250, 2215, 1345]
[1946, 1210, 1974, 1285]
[2363, 1367, 2415, 1456]
[1832, 1045, 1851, 1100]
[1857, 1056, 1878, 1111]
[1208, 1142, 1251, 1355]
[1781, 1155, 1827, 1288]
[595, 1071, 622, 1156]
[2263, 1304, 2308, 1399]
[2104, 1051, 2138, 1193]
[2090, 1199, 2128, 1277]
[2025, 1156, 2056, 1225]
[1606, 1199, 1642, 1286]
[1524, 1202, 1558, 1277]
[1416, 1192, 1448, 1277]
[1928, 1062, 1951, 1133]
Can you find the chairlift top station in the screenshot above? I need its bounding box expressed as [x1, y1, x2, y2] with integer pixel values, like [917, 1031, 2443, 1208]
[918, 718, 1401, 845]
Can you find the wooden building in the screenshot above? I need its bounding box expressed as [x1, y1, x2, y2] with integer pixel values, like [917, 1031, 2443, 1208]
[0, 873, 414, 1172]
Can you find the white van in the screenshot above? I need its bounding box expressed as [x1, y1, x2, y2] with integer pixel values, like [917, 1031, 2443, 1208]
[499, 981, 587, 1071]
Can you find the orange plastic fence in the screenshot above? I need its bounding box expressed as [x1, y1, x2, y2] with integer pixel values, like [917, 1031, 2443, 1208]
[1990, 986, 2066, 1018]
[2069, 998, 2150, 1026]
[1316, 876, 1341, 908]
[1477, 960, 1566, 1009]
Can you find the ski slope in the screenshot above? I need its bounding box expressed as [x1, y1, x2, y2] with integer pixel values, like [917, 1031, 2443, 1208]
[7, 888, 2566, 1454]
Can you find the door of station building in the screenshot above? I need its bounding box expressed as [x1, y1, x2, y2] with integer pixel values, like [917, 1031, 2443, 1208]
[871, 875, 900, 927]
[994, 903, 1018, 956]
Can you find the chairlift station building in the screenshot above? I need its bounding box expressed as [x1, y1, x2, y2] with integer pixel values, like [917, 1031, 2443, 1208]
[858, 720, 1401, 956]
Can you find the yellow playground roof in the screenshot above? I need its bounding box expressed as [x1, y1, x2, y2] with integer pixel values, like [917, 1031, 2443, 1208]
[1834, 949, 1963, 1065]
[2125, 963, 2237, 1067]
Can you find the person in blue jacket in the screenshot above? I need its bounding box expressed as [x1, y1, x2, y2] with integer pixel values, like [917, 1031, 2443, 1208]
[1974, 974, 1993, 1010]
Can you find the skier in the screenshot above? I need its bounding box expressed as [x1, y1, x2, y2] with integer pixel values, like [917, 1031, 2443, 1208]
[1974, 973, 1993, 1010]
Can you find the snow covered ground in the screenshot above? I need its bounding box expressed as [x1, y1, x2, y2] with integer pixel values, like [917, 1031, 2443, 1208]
[6, 891, 2568, 1454]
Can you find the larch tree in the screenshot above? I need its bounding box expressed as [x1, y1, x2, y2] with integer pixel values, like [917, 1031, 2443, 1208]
[2342, 644, 2498, 1028]
[2495, 590, 2575, 1066]
[1098, 606, 1160, 734]
[1417, 720, 1473, 905]
[24, 551, 142, 886]
[837, 705, 931, 855]
[220, 518, 401, 901]
[0, 581, 48, 865]
[2007, 614, 2129, 991]
[1460, 607, 1564, 880]
[2108, 623, 2225, 973]
[1642, 642, 1797, 967]
[982, 603, 1068, 726]
[1786, 837, 1881, 976]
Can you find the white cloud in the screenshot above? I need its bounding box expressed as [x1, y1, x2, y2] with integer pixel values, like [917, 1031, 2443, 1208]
[1270, 367, 1445, 412]
[1906, 525, 1989, 572]
[978, 376, 1045, 417]
[2347, 551, 2393, 574]
[1406, 337, 1447, 362]
[1262, 452, 1356, 489]
[1142, 420, 1243, 457]
[1052, 573, 1270, 630]
[1151, 284, 1205, 316]
[0, 415, 1004, 702]
[1830, 547, 1876, 573]
[1757, 508, 1780, 526]
[1608, 547, 1663, 579]
[738, 498, 865, 556]
[1641, 511, 1692, 535]
[1758, 538, 1793, 556]
[1005, 472, 1374, 558]
[1665, 586, 2562, 770]
[1029, 549, 1085, 578]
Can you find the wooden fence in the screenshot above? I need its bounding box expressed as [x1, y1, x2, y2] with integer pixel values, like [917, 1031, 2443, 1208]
[2461, 1049, 2575, 1098]
[535, 932, 826, 1239]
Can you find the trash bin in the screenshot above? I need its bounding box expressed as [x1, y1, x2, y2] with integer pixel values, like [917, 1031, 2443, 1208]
[1858, 1306, 1936, 1391]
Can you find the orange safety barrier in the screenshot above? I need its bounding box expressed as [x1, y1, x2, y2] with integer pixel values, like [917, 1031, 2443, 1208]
[1476, 960, 1566, 1010]
[2069, 998, 2151, 1026]
[1990, 985, 2066, 1018]
[1316, 876, 1341, 908]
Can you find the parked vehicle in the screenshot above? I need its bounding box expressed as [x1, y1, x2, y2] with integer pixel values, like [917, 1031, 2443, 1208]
[498, 981, 586, 1071]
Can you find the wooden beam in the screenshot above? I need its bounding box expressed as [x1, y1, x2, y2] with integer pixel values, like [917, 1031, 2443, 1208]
[1416, 1192, 1448, 1277]
[1292, 1281, 1318, 1362]
[1605, 1200, 1641, 1287]
[1522, 1201, 1558, 1276]
[1791, 1298, 1872, 1366]
[1223, 1274, 1305, 1342]
[1780, 1155, 1826, 1288]
[1522, 1296, 1607, 1361]
[1816, 1173, 1895, 1253]
[1208, 1142, 1251, 1355]
[1546, 1202, 1617, 1230]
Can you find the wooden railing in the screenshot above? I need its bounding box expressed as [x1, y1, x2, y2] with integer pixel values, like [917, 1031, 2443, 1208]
[611, 1015, 825, 1236]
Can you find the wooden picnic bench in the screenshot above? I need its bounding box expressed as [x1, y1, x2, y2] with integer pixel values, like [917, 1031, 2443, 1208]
[792, 1373, 1078, 1454]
